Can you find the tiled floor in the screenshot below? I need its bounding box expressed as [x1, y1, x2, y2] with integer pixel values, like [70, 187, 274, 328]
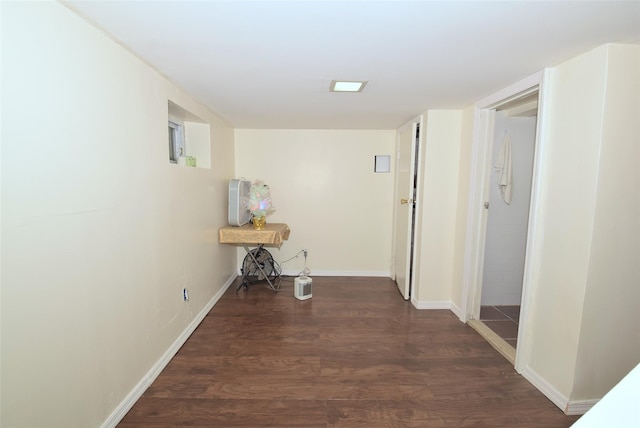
[480, 305, 520, 349]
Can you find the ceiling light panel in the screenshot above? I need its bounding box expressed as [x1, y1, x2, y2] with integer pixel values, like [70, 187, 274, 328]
[330, 80, 367, 92]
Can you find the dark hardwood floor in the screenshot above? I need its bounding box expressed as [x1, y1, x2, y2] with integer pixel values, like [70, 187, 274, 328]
[118, 276, 580, 427]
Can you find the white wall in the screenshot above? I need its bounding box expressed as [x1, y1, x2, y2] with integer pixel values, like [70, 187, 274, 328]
[571, 43, 640, 402]
[450, 106, 475, 313]
[572, 363, 640, 428]
[481, 111, 537, 306]
[523, 46, 608, 398]
[413, 110, 464, 306]
[234, 129, 396, 276]
[523, 43, 640, 404]
[1, 2, 235, 427]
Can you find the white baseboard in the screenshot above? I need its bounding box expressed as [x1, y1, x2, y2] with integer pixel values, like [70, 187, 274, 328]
[520, 365, 570, 413]
[280, 270, 391, 277]
[101, 274, 236, 428]
[520, 365, 598, 415]
[411, 299, 452, 310]
[566, 399, 598, 416]
[450, 301, 463, 320]
[410, 299, 465, 324]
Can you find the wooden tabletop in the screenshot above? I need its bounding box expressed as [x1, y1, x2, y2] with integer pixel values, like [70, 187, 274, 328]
[218, 223, 290, 247]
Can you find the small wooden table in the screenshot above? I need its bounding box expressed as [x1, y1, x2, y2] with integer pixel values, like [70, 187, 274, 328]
[219, 223, 290, 290]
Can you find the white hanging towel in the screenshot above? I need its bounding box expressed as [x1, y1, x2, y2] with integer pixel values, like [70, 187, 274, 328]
[495, 134, 512, 204]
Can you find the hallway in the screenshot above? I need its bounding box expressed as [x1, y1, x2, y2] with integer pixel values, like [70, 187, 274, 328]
[118, 278, 578, 427]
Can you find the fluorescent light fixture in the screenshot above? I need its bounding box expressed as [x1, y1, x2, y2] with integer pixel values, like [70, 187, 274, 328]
[330, 80, 367, 92]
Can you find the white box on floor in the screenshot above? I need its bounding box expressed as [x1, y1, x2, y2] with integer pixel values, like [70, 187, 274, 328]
[294, 276, 312, 300]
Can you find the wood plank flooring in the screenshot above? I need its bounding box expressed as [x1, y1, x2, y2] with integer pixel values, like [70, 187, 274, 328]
[118, 276, 581, 427]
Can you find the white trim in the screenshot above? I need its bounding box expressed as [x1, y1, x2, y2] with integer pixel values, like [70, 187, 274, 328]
[461, 106, 494, 322]
[281, 270, 391, 277]
[391, 115, 423, 300]
[521, 364, 600, 416]
[514, 68, 551, 373]
[477, 71, 544, 109]
[411, 299, 452, 310]
[390, 128, 402, 281]
[520, 365, 570, 413]
[566, 399, 599, 416]
[450, 301, 463, 320]
[460, 106, 482, 322]
[460, 69, 547, 374]
[101, 274, 236, 428]
[409, 299, 464, 321]
[410, 114, 425, 301]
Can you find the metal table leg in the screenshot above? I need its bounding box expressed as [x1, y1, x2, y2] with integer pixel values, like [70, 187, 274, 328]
[240, 244, 280, 291]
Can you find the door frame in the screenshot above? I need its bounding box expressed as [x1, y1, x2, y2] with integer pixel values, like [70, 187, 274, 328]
[460, 70, 551, 373]
[391, 115, 423, 300]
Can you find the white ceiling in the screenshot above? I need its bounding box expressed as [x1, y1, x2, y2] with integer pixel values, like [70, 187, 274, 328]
[65, 1, 640, 130]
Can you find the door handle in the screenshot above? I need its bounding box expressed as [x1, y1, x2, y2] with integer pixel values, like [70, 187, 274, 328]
[401, 198, 414, 205]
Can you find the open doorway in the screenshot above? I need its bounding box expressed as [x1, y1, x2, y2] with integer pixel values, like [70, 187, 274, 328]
[477, 94, 538, 360]
[462, 71, 546, 368]
[392, 118, 421, 300]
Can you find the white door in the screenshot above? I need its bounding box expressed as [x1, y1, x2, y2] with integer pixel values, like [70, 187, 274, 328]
[393, 121, 419, 299]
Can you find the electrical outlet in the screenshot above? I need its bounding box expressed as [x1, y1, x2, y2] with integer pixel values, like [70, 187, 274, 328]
[183, 288, 189, 302]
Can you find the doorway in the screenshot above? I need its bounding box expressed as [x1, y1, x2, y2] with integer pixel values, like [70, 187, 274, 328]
[477, 96, 538, 360]
[462, 71, 547, 369]
[393, 118, 421, 300]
